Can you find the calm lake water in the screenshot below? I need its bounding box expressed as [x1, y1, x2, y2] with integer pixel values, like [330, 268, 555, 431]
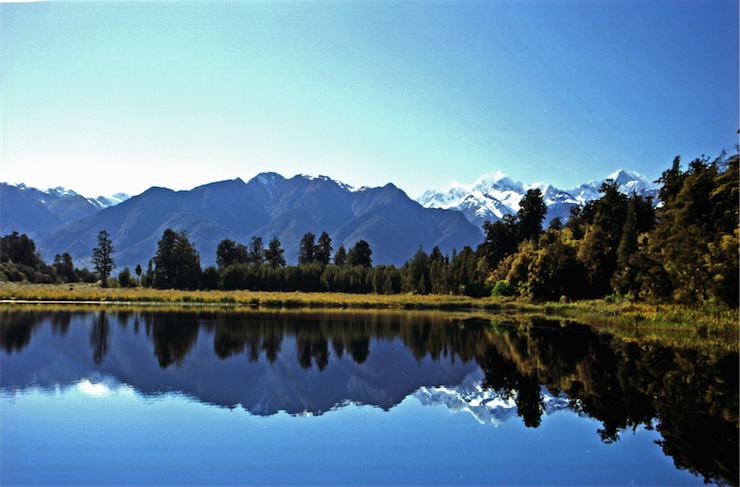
[1, 307, 737, 486]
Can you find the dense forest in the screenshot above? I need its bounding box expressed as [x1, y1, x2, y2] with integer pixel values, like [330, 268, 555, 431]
[1, 152, 737, 308]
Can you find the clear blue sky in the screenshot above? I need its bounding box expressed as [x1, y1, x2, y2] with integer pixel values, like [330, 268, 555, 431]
[1, 0, 737, 198]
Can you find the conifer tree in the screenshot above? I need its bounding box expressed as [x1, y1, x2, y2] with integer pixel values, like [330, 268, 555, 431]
[315, 231, 332, 265]
[248, 236, 265, 265]
[347, 240, 372, 268]
[91, 230, 115, 287]
[265, 237, 286, 268]
[333, 244, 347, 266]
[152, 229, 201, 289]
[298, 232, 316, 265]
[517, 189, 547, 242]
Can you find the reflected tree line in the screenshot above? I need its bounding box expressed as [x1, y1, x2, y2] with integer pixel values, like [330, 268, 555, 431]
[1, 308, 737, 485]
[478, 320, 738, 486]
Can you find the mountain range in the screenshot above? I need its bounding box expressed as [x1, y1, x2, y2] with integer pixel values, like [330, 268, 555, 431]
[0, 183, 129, 239]
[0, 170, 658, 270]
[418, 169, 659, 228]
[2, 174, 481, 269]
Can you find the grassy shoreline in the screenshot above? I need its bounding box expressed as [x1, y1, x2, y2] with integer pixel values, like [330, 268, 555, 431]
[2, 281, 737, 330]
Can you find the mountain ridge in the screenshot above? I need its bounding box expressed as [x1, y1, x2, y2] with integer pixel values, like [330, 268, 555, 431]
[2, 169, 659, 271]
[16, 174, 481, 270]
[417, 169, 659, 227]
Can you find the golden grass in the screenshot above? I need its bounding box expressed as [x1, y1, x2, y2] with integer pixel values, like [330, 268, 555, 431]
[0, 282, 504, 309]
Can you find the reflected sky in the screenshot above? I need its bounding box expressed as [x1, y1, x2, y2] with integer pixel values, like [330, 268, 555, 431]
[1, 376, 700, 487]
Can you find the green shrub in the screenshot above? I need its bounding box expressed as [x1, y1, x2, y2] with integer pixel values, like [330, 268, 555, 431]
[491, 280, 517, 297]
[118, 267, 133, 288]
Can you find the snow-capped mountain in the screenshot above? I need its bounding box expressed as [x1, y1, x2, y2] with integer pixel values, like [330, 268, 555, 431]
[3, 183, 129, 210]
[93, 192, 131, 208]
[417, 169, 659, 228]
[0, 183, 130, 237]
[568, 169, 659, 205]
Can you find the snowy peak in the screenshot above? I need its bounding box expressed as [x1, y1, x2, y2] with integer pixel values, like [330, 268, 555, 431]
[3, 182, 130, 209]
[606, 169, 656, 195]
[48, 186, 81, 199]
[299, 173, 359, 192]
[254, 172, 285, 187]
[0, 182, 130, 236]
[417, 169, 659, 228]
[608, 169, 647, 185]
[412, 370, 571, 426]
[418, 172, 576, 227]
[570, 169, 658, 205]
[249, 172, 285, 198]
[92, 192, 131, 208]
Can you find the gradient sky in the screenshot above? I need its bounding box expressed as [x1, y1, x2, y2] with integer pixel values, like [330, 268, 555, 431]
[1, 0, 737, 199]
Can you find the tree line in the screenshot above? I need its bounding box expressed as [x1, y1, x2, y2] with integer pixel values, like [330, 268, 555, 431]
[485, 152, 738, 307]
[1, 151, 736, 308]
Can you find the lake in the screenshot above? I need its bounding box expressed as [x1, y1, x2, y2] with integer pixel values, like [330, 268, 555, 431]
[1, 306, 737, 486]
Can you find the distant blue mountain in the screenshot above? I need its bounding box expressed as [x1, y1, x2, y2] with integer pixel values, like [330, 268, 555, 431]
[1, 170, 661, 271]
[20, 174, 483, 270]
[0, 183, 129, 240]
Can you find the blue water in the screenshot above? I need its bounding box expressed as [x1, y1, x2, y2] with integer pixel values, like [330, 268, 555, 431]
[1, 380, 699, 486]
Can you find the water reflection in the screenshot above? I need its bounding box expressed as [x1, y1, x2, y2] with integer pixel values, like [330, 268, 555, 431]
[0, 307, 737, 485]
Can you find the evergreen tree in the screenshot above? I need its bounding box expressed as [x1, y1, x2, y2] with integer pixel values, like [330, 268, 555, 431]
[216, 239, 247, 268]
[200, 266, 221, 290]
[265, 237, 286, 268]
[334, 245, 347, 266]
[248, 236, 265, 265]
[91, 230, 115, 287]
[449, 246, 483, 296]
[517, 189, 547, 242]
[315, 231, 332, 265]
[0, 231, 39, 267]
[429, 247, 449, 294]
[612, 195, 640, 296]
[151, 229, 201, 289]
[347, 240, 372, 267]
[53, 253, 77, 283]
[521, 229, 583, 301]
[657, 156, 685, 204]
[648, 155, 739, 306]
[403, 247, 430, 294]
[577, 181, 629, 296]
[298, 232, 316, 265]
[480, 215, 519, 267]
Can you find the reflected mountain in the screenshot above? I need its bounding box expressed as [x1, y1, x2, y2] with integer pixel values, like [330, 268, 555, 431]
[1, 307, 737, 485]
[0, 309, 483, 415]
[413, 368, 572, 426]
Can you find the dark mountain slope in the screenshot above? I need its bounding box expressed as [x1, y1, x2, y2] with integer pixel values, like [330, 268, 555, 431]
[38, 175, 484, 270]
[41, 184, 258, 269]
[0, 184, 64, 238]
